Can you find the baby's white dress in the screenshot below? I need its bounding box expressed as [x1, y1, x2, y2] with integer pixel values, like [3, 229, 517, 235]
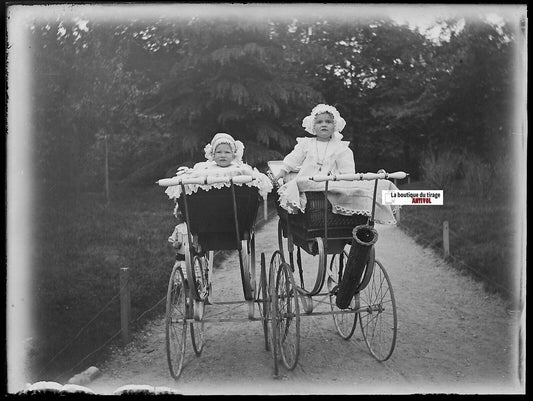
[277, 135, 399, 224]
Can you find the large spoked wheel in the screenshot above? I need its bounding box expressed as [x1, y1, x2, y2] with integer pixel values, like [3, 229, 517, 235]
[359, 259, 397, 361]
[165, 264, 188, 380]
[270, 251, 300, 371]
[189, 255, 208, 356]
[327, 250, 358, 340]
[257, 252, 270, 351]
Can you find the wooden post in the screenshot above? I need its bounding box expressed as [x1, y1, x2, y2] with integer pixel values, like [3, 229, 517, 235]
[443, 221, 450, 258]
[120, 267, 130, 345]
[395, 207, 401, 223]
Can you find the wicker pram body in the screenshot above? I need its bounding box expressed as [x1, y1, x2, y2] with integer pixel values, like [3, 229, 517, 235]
[277, 191, 368, 255]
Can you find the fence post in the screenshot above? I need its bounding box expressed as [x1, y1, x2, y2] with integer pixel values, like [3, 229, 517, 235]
[120, 267, 131, 345]
[442, 221, 450, 258]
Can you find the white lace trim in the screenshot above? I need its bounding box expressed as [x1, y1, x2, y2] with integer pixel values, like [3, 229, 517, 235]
[277, 185, 306, 213]
[331, 205, 398, 225]
[165, 178, 272, 200]
[277, 187, 398, 225]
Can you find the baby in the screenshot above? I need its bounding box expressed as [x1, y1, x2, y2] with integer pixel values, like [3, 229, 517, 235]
[275, 104, 356, 214]
[167, 133, 272, 258]
[274, 104, 400, 224]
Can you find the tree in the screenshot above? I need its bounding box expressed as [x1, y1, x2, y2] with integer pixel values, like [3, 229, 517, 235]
[30, 17, 165, 196]
[141, 16, 323, 167]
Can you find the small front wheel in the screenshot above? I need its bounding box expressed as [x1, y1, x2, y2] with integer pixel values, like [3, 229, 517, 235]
[359, 259, 397, 361]
[165, 264, 188, 380]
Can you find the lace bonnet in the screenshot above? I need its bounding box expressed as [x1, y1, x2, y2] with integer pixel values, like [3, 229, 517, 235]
[204, 133, 244, 162]
[301, 104, 346, 137]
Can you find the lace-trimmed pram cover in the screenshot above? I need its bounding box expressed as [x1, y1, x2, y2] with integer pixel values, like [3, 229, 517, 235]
[164, 162, 273, 201]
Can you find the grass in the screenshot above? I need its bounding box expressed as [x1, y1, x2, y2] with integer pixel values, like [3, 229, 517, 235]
[29, 185, 179, 383]
[28, 184, 270, 383]
[396, 178, 520, 307]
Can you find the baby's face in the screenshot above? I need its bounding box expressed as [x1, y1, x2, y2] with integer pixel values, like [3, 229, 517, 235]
[313, 112, 335, 140]
[213, 143, 235, 167]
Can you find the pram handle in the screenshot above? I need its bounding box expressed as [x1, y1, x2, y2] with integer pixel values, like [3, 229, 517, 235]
[157, 174, 255, 187]
[308, 171, 408, 182]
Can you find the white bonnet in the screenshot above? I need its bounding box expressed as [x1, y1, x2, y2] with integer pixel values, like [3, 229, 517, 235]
[301, 104, 346, 136]
[204, 133, 244, 162]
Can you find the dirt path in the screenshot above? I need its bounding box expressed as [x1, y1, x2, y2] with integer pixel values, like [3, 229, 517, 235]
[87, 218, 524, 395]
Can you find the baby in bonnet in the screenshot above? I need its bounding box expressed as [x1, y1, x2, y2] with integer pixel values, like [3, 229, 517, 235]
[166, 133, 272, 264]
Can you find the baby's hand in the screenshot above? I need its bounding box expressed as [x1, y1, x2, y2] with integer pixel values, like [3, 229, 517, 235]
[176, 166, 190, 175]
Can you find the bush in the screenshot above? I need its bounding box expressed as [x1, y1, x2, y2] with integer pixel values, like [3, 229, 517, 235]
[420, 149, 465, 191]
[461, 155, 494, 196]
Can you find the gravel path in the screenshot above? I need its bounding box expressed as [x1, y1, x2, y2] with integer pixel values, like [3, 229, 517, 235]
[87, 218, 524, 395]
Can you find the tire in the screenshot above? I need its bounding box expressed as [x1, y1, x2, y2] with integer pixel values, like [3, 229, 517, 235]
[359, 259, 398, 361]
[269, 251, 283, 376]
[187, 255, 207, 356]
[273, 258, 300, 371]
[239, 239, 254, 301]
[327, 250, 358, 340]
[185, 247, 209, 302]
[258, 252, 270, 351]
[165, 265, 188, 380]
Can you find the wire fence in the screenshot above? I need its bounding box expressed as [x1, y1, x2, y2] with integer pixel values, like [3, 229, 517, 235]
[398, 213, 512, 297]
[37, 201, 279, 382]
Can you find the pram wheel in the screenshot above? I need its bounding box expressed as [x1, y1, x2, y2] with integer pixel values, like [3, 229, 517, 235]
[359, 259, 398, 361]
[165, 265, 188, 380]
[270, 251, 300, 371]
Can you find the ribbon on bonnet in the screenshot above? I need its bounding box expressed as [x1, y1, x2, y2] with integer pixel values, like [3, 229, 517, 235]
[204, 133, 245, 163]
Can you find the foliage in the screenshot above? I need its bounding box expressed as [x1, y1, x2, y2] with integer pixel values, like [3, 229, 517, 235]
[420, 148, 464, 191]
[30, 186, 174, 382]
[25, 11, 519, 188]
[460, 155, 494, 197]
[29, 18, 164, 197]
[141, 17, 323, 165]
